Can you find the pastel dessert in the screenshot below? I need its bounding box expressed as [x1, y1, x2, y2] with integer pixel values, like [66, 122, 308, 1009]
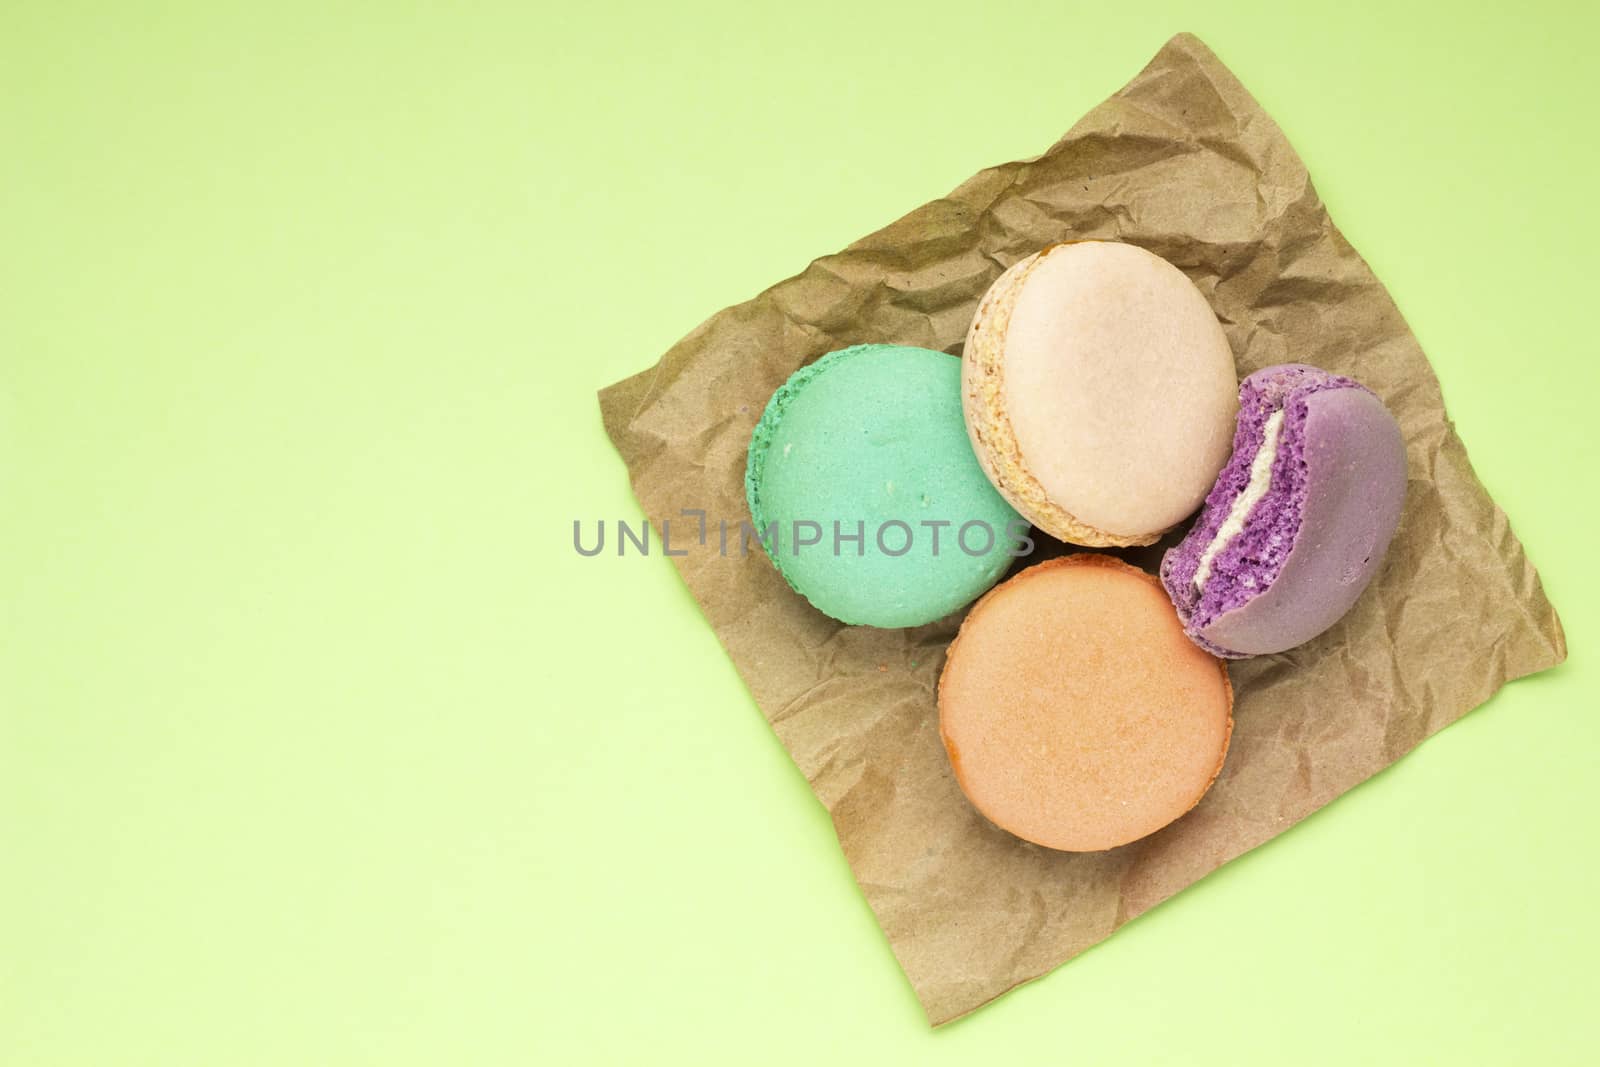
[745, 344, 1025, 629]
[962, 241, 1239, 547]
[1160, 364, 1407, 658]
[938, 554, 1234, 852]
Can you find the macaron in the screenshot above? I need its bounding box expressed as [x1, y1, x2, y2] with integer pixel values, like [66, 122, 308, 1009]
[745, 344, 1025, 629]
[938, 554, 1234, 852]
[1160, 364, 1407, 658]
[962, 241, 1239, 546]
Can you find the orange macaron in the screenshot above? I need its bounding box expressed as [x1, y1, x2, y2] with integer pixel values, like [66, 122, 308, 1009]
[938, 554, 1234, 852]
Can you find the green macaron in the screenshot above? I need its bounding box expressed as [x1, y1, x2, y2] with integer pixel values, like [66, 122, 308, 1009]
[745, 344, 1025, 628]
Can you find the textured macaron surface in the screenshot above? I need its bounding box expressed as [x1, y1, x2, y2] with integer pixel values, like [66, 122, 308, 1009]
[939, 555, 1233, 852]
[962, 242, 1238, 544]
[745, 345, 1023, 629]
[1160, 364, 1407, 658]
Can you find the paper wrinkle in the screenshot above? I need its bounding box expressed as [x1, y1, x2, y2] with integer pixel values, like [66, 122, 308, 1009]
[598, 32, 1566, 1025]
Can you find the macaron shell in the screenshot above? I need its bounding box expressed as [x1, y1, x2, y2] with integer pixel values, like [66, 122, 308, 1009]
[961, 251, 1145, 547]
[1198, 385, 1407, 656]
[1004, 243, 1238, 536]
[939, 554, 1234, 852]
[745, 344, 1023, 629]
[963, 242, 1238, 544]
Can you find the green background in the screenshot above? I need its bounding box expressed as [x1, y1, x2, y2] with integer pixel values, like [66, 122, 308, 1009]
[3, 2, 1595, 1063]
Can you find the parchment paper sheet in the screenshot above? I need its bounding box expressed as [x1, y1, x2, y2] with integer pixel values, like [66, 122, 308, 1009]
[598, 33, 1567, 1025]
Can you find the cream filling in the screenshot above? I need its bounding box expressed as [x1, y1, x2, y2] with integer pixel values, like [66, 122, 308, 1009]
[1193, 409, 1285, 591]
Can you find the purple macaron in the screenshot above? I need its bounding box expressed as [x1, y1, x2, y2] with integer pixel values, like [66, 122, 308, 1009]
[1160, 364, 1407, 659]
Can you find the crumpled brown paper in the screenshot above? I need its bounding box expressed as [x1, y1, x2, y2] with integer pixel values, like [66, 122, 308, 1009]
[598, 32, 1567, 1025]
